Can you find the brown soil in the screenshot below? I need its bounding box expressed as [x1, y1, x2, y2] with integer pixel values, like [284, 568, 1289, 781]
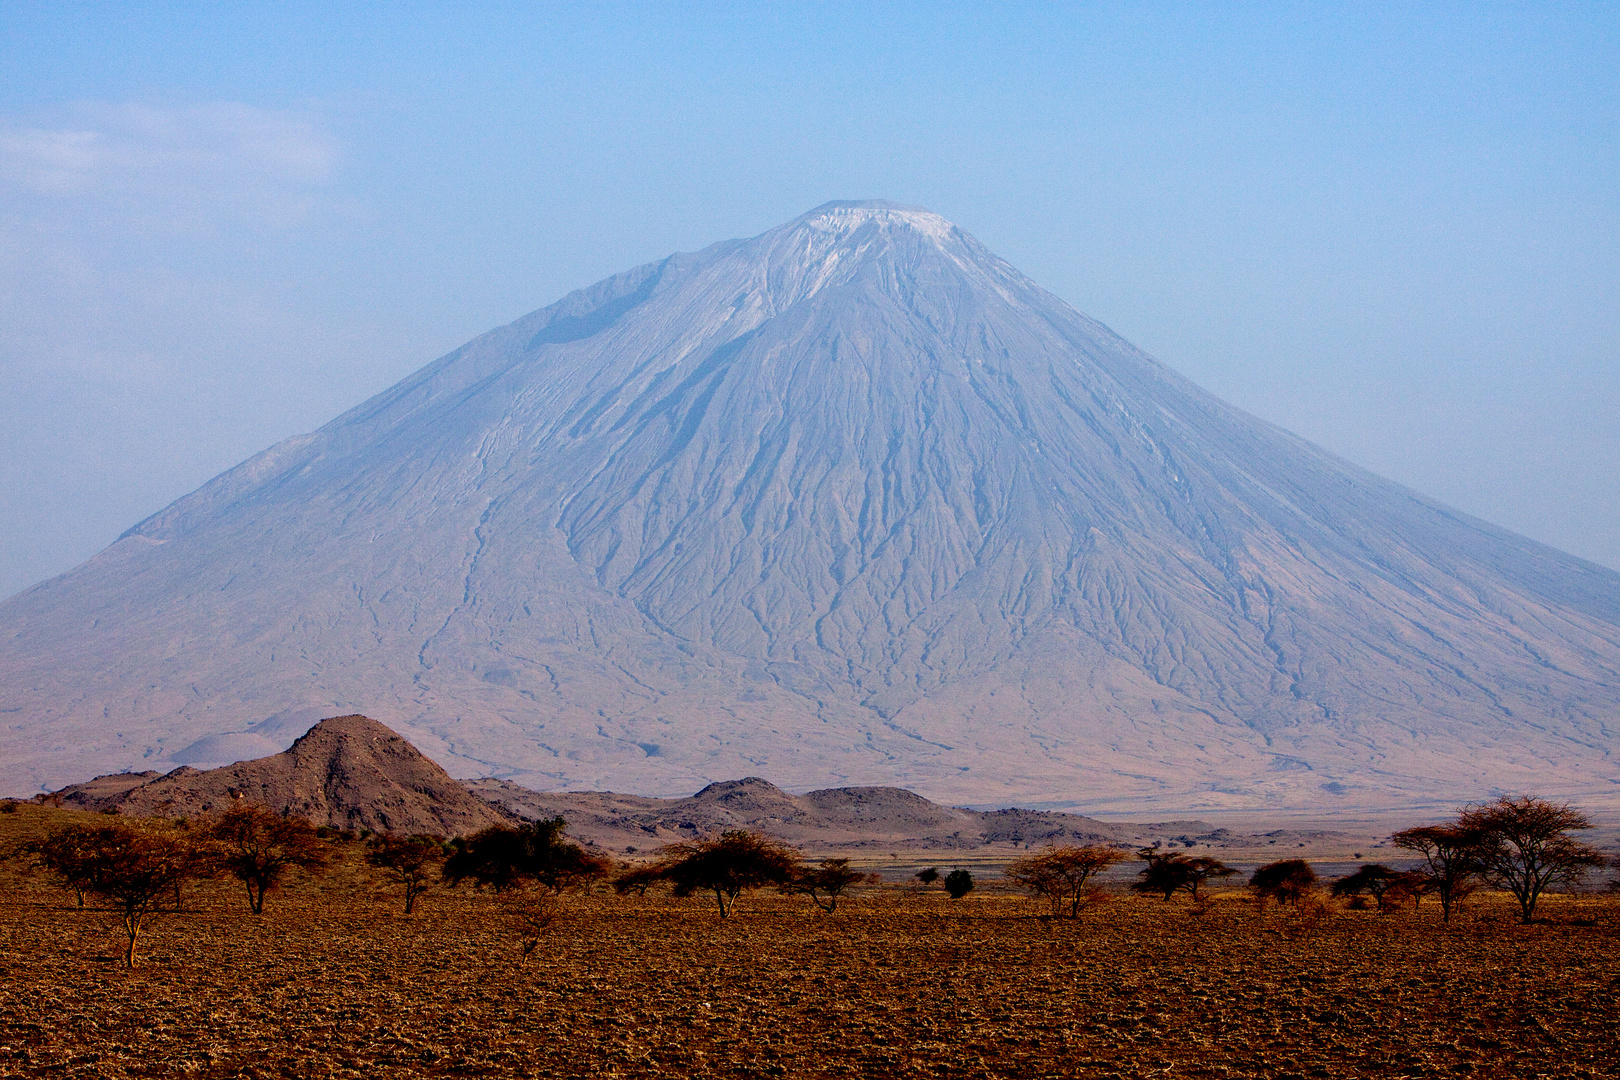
[2, 804, 1616, 1079]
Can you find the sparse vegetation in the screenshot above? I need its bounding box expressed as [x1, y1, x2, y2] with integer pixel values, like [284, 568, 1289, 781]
[2, 802, 1619, 1075]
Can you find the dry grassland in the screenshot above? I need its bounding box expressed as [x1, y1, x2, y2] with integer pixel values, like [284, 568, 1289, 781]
[1, 806, 1616, 1079]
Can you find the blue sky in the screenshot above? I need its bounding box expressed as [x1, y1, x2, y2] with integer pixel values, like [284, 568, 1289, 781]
[2, 2, 1616, 597]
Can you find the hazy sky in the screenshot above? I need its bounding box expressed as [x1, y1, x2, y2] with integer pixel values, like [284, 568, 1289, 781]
[2, 3, 1616, 599]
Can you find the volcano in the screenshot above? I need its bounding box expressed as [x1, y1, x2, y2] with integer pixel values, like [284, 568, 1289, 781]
[4, 201, 1619, 812]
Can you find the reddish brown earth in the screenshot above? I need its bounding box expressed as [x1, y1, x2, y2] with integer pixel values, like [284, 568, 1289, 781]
[2, 803, 1616, 1079]
[48, 715, 510, 836]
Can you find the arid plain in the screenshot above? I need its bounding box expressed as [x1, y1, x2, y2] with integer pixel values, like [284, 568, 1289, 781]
[3, 804, 1616, 1080]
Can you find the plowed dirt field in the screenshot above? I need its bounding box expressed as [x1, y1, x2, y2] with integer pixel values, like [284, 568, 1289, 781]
[1, 806, 1615, 1078]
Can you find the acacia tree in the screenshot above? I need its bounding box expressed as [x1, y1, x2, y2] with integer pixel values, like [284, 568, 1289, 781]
[367, 834, 447, 914]
[1005, 845, 1125, 918]
[209, 805, 328, 914]
[1390, 824, 1482, 922]
[626, 831, 801, 916]
[1130, 849, 1236, 903]
[789, 858, 874, 913]
[1330, 864, 1427, 912]
[27, 824, 114, 908]
[1250, 859, 1319, 910]
[68, 824, 213, 967]
[944, 868, 975, 899]
[1457, 795, 1604, 924]
[442, 817, 609, 894]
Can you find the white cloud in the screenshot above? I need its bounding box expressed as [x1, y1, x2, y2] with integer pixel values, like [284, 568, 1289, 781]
[0, 101, 339, 226]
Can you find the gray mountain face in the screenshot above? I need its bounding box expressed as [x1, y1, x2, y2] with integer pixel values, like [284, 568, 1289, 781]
[4, 201, 1619, 812]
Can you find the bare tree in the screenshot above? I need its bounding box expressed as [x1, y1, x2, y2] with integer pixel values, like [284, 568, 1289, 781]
[1249, 859, 1318, 910]
[623, 831, 802, 916]
[209, 805, 328, 914]
[1005, 845, 1125, 918]
[1457, 795, 1604, 924]
[1389, 824, 1481, 922]
[443, 817, 609, 894]
[1130, 848, 1236, 903]
[788, 858, 875, 913]
[366, 834, 447, 914]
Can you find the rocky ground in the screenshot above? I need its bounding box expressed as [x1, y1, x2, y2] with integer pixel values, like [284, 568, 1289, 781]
[2, 805, 1617, 1079]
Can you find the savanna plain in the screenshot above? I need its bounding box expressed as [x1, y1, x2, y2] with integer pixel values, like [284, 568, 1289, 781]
[2, 805, 1616, 1080]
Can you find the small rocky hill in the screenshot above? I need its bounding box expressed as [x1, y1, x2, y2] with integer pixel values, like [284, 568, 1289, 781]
[48, 715, 512, 836]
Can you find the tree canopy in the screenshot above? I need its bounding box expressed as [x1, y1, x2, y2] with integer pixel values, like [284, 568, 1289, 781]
[1457, 795, 1604, 923]
[1130, 849, 1236, 903]
[442, 817, 608, 894]
[619, 831, 801, 916]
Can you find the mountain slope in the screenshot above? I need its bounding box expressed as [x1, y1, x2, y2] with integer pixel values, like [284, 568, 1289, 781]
[3, 201, 1619, 811]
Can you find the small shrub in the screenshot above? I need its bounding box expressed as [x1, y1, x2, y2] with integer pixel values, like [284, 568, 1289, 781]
[944, 869, 974, 899]
[514, 892, 559, 965]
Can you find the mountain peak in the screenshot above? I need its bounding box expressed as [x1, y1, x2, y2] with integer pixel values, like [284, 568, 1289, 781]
[4, 206, 1620, 813]
[793, 199, 951, 235]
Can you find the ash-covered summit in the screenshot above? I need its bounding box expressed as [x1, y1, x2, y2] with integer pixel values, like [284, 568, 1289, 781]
[4, 201, 1619, 811]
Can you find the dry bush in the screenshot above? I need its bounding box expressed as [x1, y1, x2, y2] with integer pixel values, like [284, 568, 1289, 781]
[787, 858, 876, 913]
[1250, 859, 1319, 912]
[444, 817, 608, 895]
[366, 833, 447, 914]
[1277, 891, 1334, 940]
[513, 892, 560, 965]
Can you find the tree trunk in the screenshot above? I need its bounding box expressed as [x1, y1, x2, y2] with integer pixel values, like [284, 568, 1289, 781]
[123, 912, 142, 968]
